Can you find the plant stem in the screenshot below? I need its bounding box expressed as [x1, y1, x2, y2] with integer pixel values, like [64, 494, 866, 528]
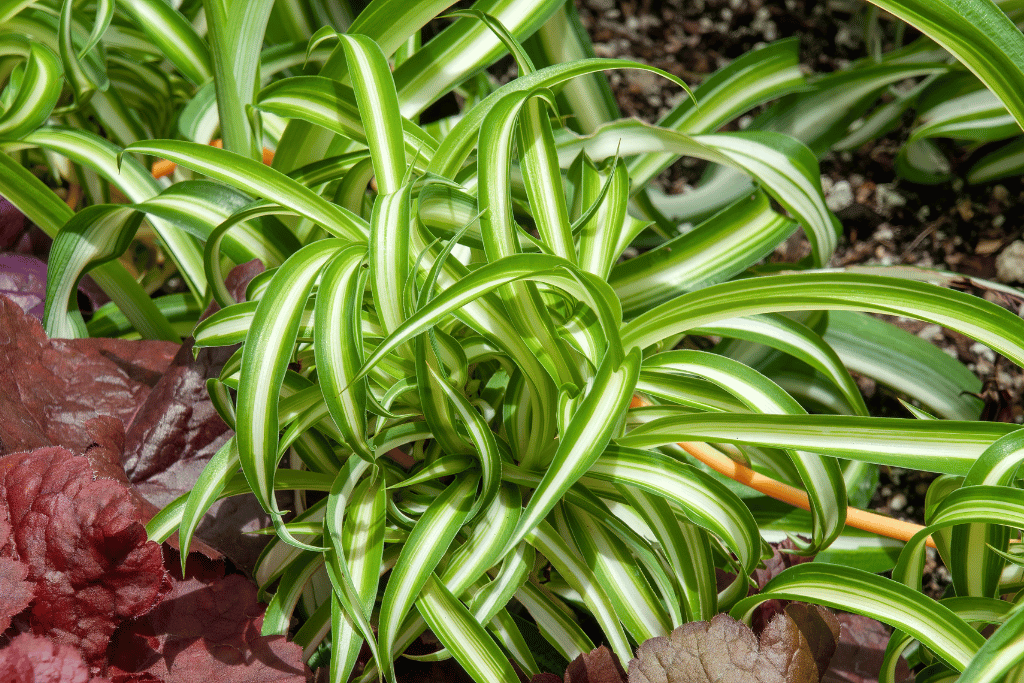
[631, 396, 936, 548]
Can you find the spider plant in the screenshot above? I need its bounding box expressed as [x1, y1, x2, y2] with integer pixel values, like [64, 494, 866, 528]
[4, 1, 1024, 682]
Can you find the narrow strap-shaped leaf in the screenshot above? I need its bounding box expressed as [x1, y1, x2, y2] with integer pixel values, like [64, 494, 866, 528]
[338, 34, 407, 195]
[576, 157, 628, 279]
[176, 437, 240, 572]
[823, 310, 982, 420]
[429, 367, 502, 521]
[58, 0, 108, 107]
[610, 191, 796, 316]
[500, 347, 639, 557]
[256, 76, 438, 166]
[428, 57, 689, 179]
[557, 122, 839, 267]
[910, 87, 1018, 144]
[378, 473, 479, 682]
[968, 135, 1024, 184]
[117, 0, 211, 85]
[865, 0, 1024, 131]
[515, 580, 594, 661]
[622, 272, 1024, 369]
[361, 484, 523, 683]
[526, 519, 632, 663]
[957, 602, 1024, 683]
[391, 0, 564, 116]
[754, 61, 949, 157]
[0, 152, 176, 340]
[314, 245, 373, 460]
[585, 445, 763, 608]
[643, 349, 846, 552]
[893, 485, 1024, 596]
[0, 41, 62, 139]
[560, 502, 671, 642]
[628, 37, 805, 186]
[619, 411, 1017, 476]
[369, 184, 412, 336]
[730, 563, 984, 671]
[43, 205, 143, 339]
[262, 550, 321, 636]
[617, 484, 716, 621]
[524, 1, 618, 134]
[124, 139, 369, 243]
[478, 88, 582, 388]
[25, 127, 207, 298]
[236, 239, 346, 522]
[694, 313, 869, 416]
[135, 181, 299, 267]
[417, 574, 521, 683]
[323, 461, 382, 679]
[147, 470, 335, 544]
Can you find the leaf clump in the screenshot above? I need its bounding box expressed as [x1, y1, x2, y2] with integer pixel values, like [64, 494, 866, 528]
[0, 447, 171, 668]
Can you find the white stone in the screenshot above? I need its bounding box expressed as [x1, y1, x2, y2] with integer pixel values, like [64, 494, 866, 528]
[825, 179, 855, 213]
[874, 184, 907, 212]
[970, 342, 997, 363]
[996, 241, 1024, 283]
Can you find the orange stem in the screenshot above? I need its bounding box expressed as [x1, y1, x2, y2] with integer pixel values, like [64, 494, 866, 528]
[630, 396, 936, 549]
[150, 139, 275, 179]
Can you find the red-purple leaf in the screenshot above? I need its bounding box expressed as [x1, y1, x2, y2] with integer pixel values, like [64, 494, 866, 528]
[0, 296, 177, 456]
[0, 254, 48, 319]
[106, 553, 309, 683]
[0, 632, 112, 683]
[0, 198, 26, 250]
[0, 448, 171, 667]
[0, 557, 33, 633]
[822, 613, 912, 683]
[628, 605, 840, 683]
[566, 646, 628, 683]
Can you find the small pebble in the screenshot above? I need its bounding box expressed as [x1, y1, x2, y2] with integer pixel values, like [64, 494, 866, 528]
[996, 241, 1024, 283]
[874, 184, 906, 212]
[825, 179, 855, 213]
[917, 324, 942, 341]
[970, 342, 996, 363]
[873, 225, 894, 242]
[889, 493, 907, 511]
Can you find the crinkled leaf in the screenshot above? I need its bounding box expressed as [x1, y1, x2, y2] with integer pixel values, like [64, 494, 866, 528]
[0, 254, 48, 319]
[565, 645, 628, 683]
[0, 448, 171, 667]
[0, 197, 26, 249]
[0, 556, 32, 632]
[0, 295, 177, 456]
[628, 606, 840, 683]
[0, 632, 112, 683]
[106, 555, 309, 682]
[823, 613, 912, 683]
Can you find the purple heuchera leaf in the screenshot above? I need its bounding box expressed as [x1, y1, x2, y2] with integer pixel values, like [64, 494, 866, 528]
[822, 613, 912, 683]
[0, 295, 178, 455]
[0, 448, 171, 668]
[0, 633, 112, 683]
[106, 552, 309, 683]
[0, 198, 26, 250]
[0, 254, 48, 319]
[0, 286, 268, 568]
[566, 646, 628, 683]
[628, 605, 840, 683]
[0, 556, 33, 633]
